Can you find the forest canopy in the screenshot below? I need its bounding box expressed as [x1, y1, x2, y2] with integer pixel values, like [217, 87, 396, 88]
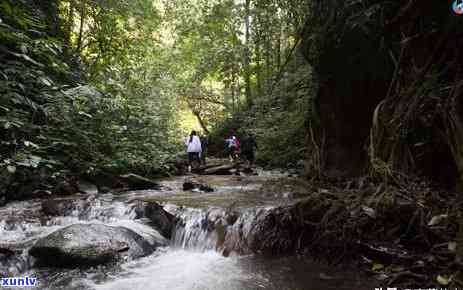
[0, 0, 311, 202]
[2, 0, 463, 200]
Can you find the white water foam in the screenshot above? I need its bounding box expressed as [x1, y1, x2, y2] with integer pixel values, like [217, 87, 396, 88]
[92, 249, 262, 290]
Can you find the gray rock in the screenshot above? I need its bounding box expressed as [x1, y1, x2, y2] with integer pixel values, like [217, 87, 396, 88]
[77, 181, 98, 195]
[29, 224, 155, 267]
[182, 181, 214, 192]
[132, 201, 177, 239]
[119, 174, 160, 190]
[98, 186, 111, 194]
[41, 198, 90, 217]
[52, 180, 78, 195]
[33, 189, 52, 198]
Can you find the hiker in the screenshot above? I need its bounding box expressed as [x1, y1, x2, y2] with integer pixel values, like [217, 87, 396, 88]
[241, 133, 258, 165]
[225, 135, 240, 161]
[200, 133, 209, 165]
[185, 130, 202, 172]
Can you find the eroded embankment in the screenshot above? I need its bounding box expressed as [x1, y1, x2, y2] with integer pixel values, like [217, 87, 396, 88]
[246, 177, 463, 288]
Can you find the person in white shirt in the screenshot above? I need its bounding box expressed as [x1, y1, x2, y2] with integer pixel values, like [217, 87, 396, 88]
[185, 130, 202, 172]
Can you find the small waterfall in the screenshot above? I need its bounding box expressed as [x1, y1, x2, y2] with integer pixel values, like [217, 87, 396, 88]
[171, 206, 272, 255]
[0, 195, 159, 276]
[0, 173, 376, 290]
[172, 207, 225, 251]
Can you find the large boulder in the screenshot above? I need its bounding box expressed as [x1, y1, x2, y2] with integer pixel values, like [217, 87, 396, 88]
[132, 201, 177, 239]
[29, 224, 156, 267]
[119, 174, 160, 190]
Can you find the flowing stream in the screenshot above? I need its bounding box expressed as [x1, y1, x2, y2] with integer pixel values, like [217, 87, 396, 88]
[0, 171, 374, 290]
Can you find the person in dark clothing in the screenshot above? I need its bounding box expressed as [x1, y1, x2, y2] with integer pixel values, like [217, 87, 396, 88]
[200, 133, 209, 165]
[241, 133, 258, 165]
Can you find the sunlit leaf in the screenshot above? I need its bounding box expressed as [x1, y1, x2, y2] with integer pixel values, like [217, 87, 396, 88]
[428, 214, 448, 226]
[372, 263, 384, 271]
[39, 77, 52, 86]
[24, 141, 39, 148]
[78, 111, 93, 118]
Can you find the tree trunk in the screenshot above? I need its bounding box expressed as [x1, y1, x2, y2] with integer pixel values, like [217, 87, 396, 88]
[231, 68, 236, 111]
[244, 0, 252, 107]
[265, 31, 271, 96]
[193, 110, 209, 134]
[37, 0, 62, 37]
[255, 33, 263, 99]
[64, 0, 75, 53]
[276, 22, 281, 70]
[76, 0, 86, 53]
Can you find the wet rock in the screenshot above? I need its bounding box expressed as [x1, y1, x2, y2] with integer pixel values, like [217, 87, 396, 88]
[283, 192, 295, 199]
[0, 248, 29, 276]
[0, 171, 12, 203]
[13, 183, 36, 200]
[41, 199, 89, 217]
[119, 174, 160, 190]
[182, 181, 214, 192]
[182, 182, 195, 191]
[241, 167, 255, 174]
[77, 181, 98, 195]
[29, 224, 155, 267]
[225, 211, 239, 225]
[200, 184, 214, 192]
[98, 186, 111, 193]
[33, 189, 52, 198]
[3, 217, 24, 231]
[132, 201, 177, 239]
[53, 180, 79, 195]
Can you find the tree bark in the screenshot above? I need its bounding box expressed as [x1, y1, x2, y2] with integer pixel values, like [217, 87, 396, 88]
[255, 36, 263, 99]
[62, 0, 75, 55]
[192, 110, 209, 134]
[244, 0, 252, 107]
[76, 0, 86, 53]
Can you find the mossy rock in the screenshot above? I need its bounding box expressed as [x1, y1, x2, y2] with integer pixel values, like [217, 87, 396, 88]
[29, 224, 158, 267]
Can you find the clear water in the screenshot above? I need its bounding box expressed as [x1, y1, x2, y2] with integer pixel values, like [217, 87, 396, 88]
[0, 173, 374, 290]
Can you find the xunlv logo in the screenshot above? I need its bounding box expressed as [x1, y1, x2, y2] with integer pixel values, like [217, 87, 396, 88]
[0, 277, 38, 287]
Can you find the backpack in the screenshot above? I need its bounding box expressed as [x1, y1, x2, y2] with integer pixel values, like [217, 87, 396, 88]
[234, 138, 240, 149]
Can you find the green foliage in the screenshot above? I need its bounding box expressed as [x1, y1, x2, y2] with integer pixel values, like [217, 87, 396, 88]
[212, 52, 312, 168]
[0, 0, 182, 202]
[0, 0, 319, 203]
[1, 0, 74, 176]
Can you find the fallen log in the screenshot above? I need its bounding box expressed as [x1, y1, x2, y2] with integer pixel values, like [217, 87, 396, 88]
[202, 164, 236, 175]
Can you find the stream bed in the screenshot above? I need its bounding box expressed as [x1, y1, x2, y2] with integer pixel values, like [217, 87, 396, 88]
[0, 171, 375, 290]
